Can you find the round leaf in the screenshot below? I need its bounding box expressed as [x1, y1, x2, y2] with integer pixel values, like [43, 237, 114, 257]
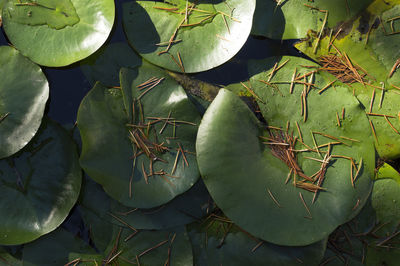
[252, 0, 372, 39]
[78, 63, 201, 208]
[197, 69, 374, 246]
[101, 226, 193, 266]
[80, 176, 213, 230]
[2, 0, 115, 66]
[123, 0, 255, 73]
[294, 1, 400, 159]
[77, 204, 193, 266]
[188, 217, 327, 265]
[0, 119, 82, 245]
[0, 45, 48, 159]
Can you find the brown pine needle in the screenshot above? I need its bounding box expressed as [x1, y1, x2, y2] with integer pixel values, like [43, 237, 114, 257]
[177, 142, 189, 167]
[367, 112, 396, 118]
[267, 189, 282, 208]
[313, 11, 328, 54]
[216, 34, 230, 41]
[285, 169, 293, 184]
[350, 161, 355, 188]
[138, 78, 165, 99]
[379, 83, 385, 109]
[139, 240, 169, 258]
[108, 213, 138, 232]
[340, 136, 360, 142]
[336, 112, 341, 127]
[296, 121, 303, 142]
[369, 120, 379, 144]
[318, 79, 336, 94]
[171, 149, 180, 175]
[137, 77, 158, 89]
[177, 52, 185, 73]
[142, 161, 149, 184]
[353, 158, 363, 185]
[384, 115, 400, 134]
[159, 110, 172, 134]
[328, 28, 342, 50]
[252, 241, 264, 252]
[352, 198, 361, 211]
[299, 192, 312, 218]
[169, 54, 185, 72]
[289, 68, 297, 94]
[310, 131, 321, 158]
[240, 82, 264, 103]
[312, 131, 349, 146]
[222, 14, 230, 34]
[389, 58, 400, 78]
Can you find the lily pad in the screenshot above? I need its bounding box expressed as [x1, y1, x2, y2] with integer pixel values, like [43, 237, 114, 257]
[294, 1, 400, 159]
[78, 63, 201, 208]
[80, 42, 142, 87]
[0, 45, 48, 159]
[22, 228, 101, 266]
[371, 164, 400, 235]
[123, 0, 255, 73]
[2, 0, 115, 66]
[197, 56, 374, 246]
[188, 213, 327, 265]
[252, 0, 372, 39]
[0, 118, 82, 245]
[77, 204, 194, 266]
[99, 226, 193, 266]
[80, 176, 212, 230]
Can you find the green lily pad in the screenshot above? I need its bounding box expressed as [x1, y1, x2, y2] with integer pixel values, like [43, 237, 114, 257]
[80, 42, 142, 87]
[5, 0, 79, 30]
[99, 226, 193, 266]
[252, 0, 372, 39]
[22, 228, 101, 266]
[77, 204, 193, 266]
[0, 45, 48, 159]
[0, 118, 82, 245]
[188, 213, 327, 265]
[2, 0, 115, 66]
[294, 1, 400, 159]
[371, 165, 400, 235]
[80, 176, 212, 230]
[123, 0, 255, 73]
[78, 63, 201, 208]
[376, 162, 400, 183]
[197, 56, 374, 246]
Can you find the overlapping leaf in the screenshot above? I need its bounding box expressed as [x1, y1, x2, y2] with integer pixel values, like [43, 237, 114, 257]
[123, 0, 255, 73]
[79, 176, 212, 231]
[0, 46, 48, 159]
[78, 62, 201, 208]
[252, 0, 372, 39]
[295, 0, 400, 159]
[0, 119, 82, 245]
[188, 213, 327, 265]
[2, 0, 115, 66]
[197, 56, 374, 246]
